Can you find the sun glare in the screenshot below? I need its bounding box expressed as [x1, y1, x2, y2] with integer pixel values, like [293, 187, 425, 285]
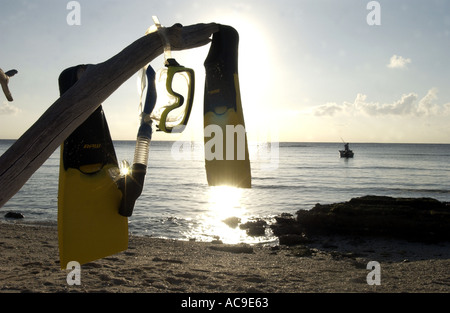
[119, 160, 131, 176]
[209, 186, 244, 216]
[196, 185, 247, 244]
[228, 17, 273, 144]
[194, 12, 273, 142]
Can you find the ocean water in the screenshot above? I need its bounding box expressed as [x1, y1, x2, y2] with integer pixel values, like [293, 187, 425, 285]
[1, 140, 449, 245]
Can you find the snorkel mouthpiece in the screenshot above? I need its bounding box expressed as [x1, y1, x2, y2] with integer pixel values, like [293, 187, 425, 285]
[117, 163, 147, 217]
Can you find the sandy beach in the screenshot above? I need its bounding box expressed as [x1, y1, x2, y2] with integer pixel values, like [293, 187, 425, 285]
[0, 221, 448, 294]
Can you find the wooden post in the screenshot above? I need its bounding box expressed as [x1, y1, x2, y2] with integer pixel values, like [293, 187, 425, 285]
[0, 23, 219, 208]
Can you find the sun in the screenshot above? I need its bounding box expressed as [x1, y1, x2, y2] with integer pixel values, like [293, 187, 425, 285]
[192, 11, 274, 140]
[223, 17, 273, 143]
[119, 160, 131, 176]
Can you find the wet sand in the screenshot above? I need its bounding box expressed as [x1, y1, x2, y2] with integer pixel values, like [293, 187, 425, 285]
[0, 222, 449, 293]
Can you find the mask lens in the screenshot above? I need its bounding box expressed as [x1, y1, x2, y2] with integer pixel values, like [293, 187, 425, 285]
[150, 67, 194, 132]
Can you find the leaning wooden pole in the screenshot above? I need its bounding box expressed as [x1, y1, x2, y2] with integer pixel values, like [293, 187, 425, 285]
[0, 23, 219, 208]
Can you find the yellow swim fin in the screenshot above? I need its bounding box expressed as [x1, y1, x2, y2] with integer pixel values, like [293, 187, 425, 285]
[57, 65, 128, 269]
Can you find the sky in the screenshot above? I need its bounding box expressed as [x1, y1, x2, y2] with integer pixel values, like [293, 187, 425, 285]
[1, 0, 449, 143]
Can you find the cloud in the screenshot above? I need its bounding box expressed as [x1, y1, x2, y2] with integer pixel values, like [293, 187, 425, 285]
[387, 55, 412, 69]
[355, 93, 418, 116]
[313, 102, 343, 116]
[444, 103, 450, 115]
[313, 88, 448, 117]
[0, 101, 20, 115]
[417, 88, 439, 116]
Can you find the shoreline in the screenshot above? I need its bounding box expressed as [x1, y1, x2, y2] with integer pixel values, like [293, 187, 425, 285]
[1, 222, 449, 293]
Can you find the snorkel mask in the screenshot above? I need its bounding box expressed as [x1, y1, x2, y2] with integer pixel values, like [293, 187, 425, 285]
[150, 16, 195, 133]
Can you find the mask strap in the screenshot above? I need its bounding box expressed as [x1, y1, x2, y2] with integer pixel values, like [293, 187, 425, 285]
[151, 16, 172, 64]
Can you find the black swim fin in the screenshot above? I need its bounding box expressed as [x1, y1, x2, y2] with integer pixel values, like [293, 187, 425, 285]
[203, 25, 251, 188]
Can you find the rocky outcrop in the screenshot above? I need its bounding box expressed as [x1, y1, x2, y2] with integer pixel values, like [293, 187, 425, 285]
[4, 211, 24, 219]
[222, 217, 241, 229]
[271, 196, 450, 243]
[222, 217, 268, 237]
[239, 219, 267, 236]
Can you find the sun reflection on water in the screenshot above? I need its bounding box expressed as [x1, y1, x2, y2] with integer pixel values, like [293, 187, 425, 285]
[201, 186, 246, 244]
[182, 186, 266, 245]
[181, 186, 277, 245]
[209, 186, 244, 216]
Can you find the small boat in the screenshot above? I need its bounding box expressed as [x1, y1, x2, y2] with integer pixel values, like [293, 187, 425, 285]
[339, 149, 354, 158]
[339, 142, 354, 158]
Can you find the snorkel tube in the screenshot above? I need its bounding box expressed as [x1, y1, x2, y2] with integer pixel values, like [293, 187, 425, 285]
[116, 17, 196, 216]
[117, 66, 156, 217]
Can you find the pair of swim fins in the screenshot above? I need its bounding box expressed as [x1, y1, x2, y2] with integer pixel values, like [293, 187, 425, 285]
[57, 25, 251, 268]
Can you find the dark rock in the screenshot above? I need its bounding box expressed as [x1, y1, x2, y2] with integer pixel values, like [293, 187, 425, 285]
[274, 213, 295, 224]
[295, 195, 450, 242]
[152, 257, 183, 264]
[239, 219, 267, 237]
[5, 212, 24, 219]
[247, 227, 266, 237]
[270, 213, 304, 236]
[279, 234, 310, 246]
[209, 244, 254, 254]
[288, 246, 313, 257]
[222, 216, 241, 228]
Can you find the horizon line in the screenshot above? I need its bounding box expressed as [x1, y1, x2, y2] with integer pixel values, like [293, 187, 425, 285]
[0, 138, 449, 145]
